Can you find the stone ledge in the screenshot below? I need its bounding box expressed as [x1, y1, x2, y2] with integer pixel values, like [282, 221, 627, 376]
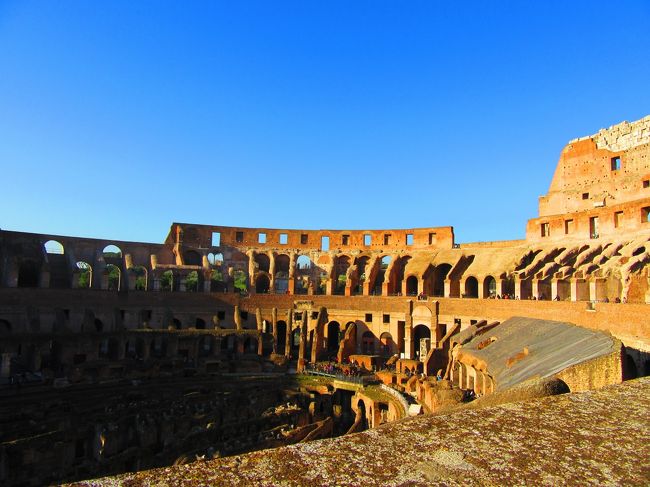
[70, 377, 650, 486]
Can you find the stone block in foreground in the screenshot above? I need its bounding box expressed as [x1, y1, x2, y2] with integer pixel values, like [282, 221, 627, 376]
[71, 377, 650, 486]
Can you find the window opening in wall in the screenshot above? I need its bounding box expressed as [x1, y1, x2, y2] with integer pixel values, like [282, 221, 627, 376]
[383, 314, 390, 323]
[258, 233, 267, 244]
[279, 233, 288, 244]
[642, 207, 650, 223]
[300, 234, 308, 244]
[364, 234, 372, 246]
[564, 219, 573, 234]
[589, 216, 599, 238]
[342, 234, 350, 245]
[644, 180, 649, 189]
[541, 222, 550, 237]
[211, 232, 221, 247]
[365, 313, 373, 322]
[470, 319, 477, 325]
[294, 312, 302, 321]
[217, 310, 225, 320]
[236, 231, 244, 243]
[311, 311, 318, 319]
[44, 240, 64, 254]
[321, 236, 330, 251]
[582, 193, 589, 200]
[454, 318, 461, 326]
[614, 211, 623, 228]
[240, 311, 248, 320]
[406, 233, 414, 245]
[428, 233, 436, 245]
[611, 156, 621, 171]
[383, 234, 391, 245]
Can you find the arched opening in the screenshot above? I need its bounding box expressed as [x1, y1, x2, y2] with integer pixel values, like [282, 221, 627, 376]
[352, 256, 370, 295]
[76, 262, 92, 288]
[207, 252, 224, 265]
[185, 270, 200, 292]
[356, 399, 369, 430]
[183, 250, 202, 266]
[379, 332, 394, 356]
[44, 240, 64, 254]
[432, 264, 452, 297]
[276, 320, 287, 353]
[45, 240, 69, 288]
[105, 264, 121, 291]
[195, 318, 206, 329]
[295, 255, 312, 295]
[103, 245, 122, 259]
[0, 319, 11, 334]
[327, 321, 341, 353]
[161, 270, 175, 291]
[334, 256, 351, 295]
[131, 266, 147, 291]
[464, 277, 478, 298]
[291, 327, 301, 356]
[94, 318, 103, 332]
[210, 268, 225, 292]
[370, 256, 391, 295]
[17, 260, 39, 288]
[406, 276, 418, 296]
[255, 253, 270, 273]
[623, 354, 637, 379]
[232, 268, 248, 293]
[391, 256, 411, 295]
[362, 331, 375, 354]
[275, 254, 290, 294]
[483, 276, 496, 298]
[255, 274, 270, 293]
[412, 324, 431, 360]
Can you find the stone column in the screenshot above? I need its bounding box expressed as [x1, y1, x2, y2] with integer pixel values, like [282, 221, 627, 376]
[256, 308, 264, 356]
[271, 307, 278, 354]
[234, 305, 243, 331]
[285, 309, 293, 357]
[288, 253, 296, 295]
[269, 252, 276, 293]
[298, 310, 308, 371]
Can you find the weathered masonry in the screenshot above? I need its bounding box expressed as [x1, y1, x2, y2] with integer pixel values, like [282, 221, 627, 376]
[1, 116, 649, 486]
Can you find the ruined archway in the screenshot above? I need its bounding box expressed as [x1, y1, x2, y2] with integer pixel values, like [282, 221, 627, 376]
[334, 256, 351, 295]
[161, 270, 175, 291]
[483, 275, 496, 298]
[255, 274, 270, 293]
[274, 254, 290, 294]
[327, 321, 341, 354]
[76, 261, 92, 288]
[464, 276, 478, 298]
[412, 324, 431, 360]
[432, 263, 452, 297]
[406, 276, 418, 296]
[131, 266, 147, 291]
[255, 253, 270, 273]
[105, 264, 121, 291]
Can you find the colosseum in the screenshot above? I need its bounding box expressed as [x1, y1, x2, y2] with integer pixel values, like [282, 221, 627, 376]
[1, 116, 650, 485]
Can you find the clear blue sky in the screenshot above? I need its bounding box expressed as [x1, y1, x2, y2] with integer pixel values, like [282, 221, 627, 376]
[1, 1, 649, 244]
